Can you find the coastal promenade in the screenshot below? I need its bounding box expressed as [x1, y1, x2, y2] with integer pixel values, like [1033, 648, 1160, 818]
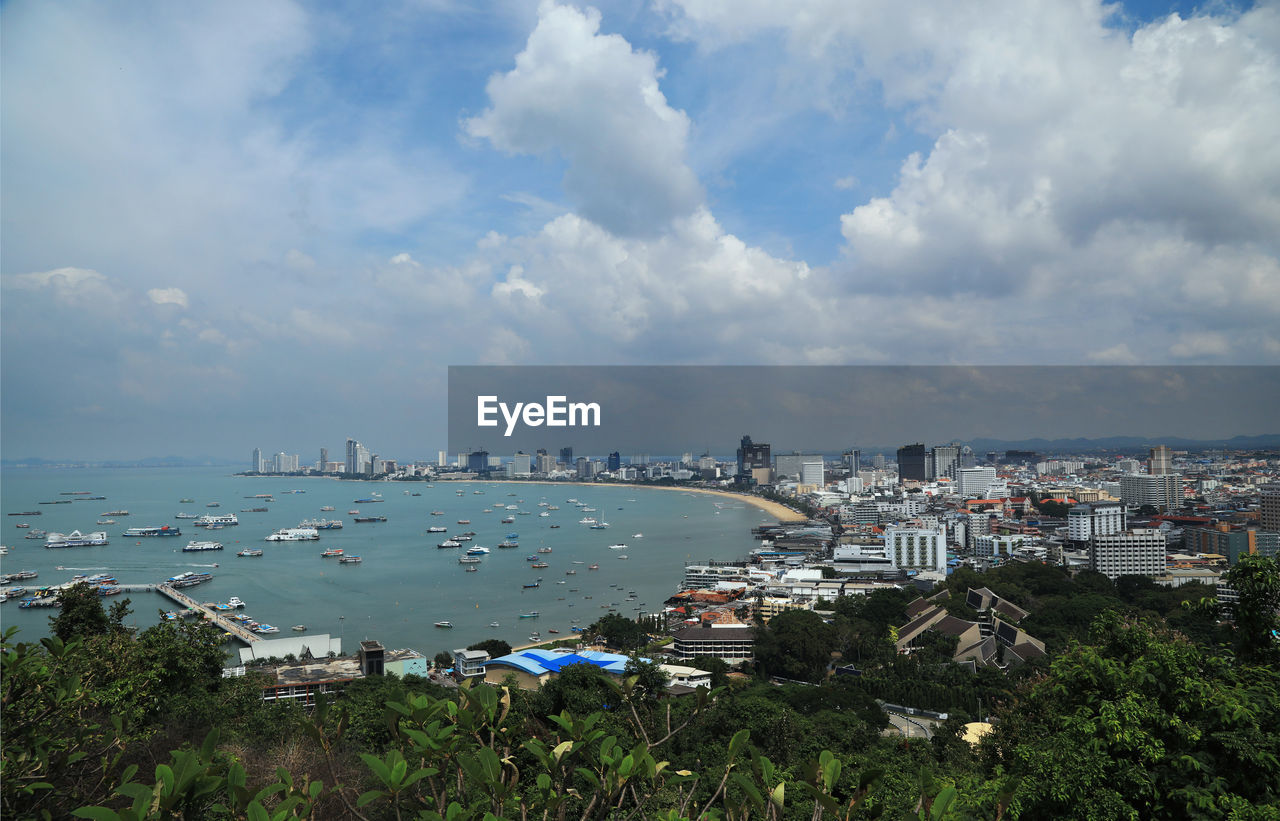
[155, 584, 261, 643]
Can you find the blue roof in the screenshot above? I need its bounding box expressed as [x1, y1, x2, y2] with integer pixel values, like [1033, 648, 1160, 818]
[487, 648, 643, 677]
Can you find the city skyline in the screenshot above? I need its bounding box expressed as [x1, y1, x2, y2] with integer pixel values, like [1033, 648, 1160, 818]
[3, 1, 1278, 460]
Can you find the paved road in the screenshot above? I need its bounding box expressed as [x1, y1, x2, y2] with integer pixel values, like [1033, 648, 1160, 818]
[882, 711, 935, 739]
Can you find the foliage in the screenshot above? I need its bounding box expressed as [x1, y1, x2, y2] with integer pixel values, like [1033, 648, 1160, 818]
[1221, 554, 1280, 663]
[466, 637, 512, 659]
[50, 582, 111, 642]
[590, 612, 647, 651]
[754, 609, 836, 683]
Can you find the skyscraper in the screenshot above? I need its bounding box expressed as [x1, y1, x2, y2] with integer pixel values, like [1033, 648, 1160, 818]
[1148, 445, 1174, 475]
[736, 435, 770, 477]
[1260, 484, 1280, 532]
[559, 446, 574, 466]
[346, 438, 372, 475]
[931, 444, 960, 482]
[607, 451, 621, 472]
[251, 447, 264, 473]
[897, 443, 928, 482]
[319, 447, 329, 472]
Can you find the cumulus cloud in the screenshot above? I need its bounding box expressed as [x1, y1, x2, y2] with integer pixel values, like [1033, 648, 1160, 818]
[466, 1, 702, 236]
[667, 0, 1280, 361]
[147, 287, 189, 308]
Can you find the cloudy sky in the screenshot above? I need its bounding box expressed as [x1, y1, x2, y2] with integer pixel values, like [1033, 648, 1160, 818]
[3, 0, 1278, 460]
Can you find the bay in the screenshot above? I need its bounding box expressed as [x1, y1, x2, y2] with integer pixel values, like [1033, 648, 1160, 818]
[0, 467, 770, 659]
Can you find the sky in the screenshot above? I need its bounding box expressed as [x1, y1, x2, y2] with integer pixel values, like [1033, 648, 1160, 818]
[2, 0, 1278, 461]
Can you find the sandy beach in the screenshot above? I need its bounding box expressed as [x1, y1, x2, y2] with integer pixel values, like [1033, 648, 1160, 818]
[446, 478, 808, 522]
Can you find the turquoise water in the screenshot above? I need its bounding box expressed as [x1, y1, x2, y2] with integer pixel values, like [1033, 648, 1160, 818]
[0, 468, 770, 657]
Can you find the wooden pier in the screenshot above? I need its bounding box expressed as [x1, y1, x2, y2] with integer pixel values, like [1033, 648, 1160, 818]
[155, 584, 261, 643]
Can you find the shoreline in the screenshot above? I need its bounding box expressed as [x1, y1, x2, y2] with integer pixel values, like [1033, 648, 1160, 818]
[443, 478, 808, 523]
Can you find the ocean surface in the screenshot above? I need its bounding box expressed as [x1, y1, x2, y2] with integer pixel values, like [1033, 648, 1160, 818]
[0, 467, 770, 659]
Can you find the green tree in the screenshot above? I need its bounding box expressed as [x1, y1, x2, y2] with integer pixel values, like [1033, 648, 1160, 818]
[755, 609, 836, 682]
[1222, 553, 1280, 663]
[591, 612, 646, 651]
[49, 583, 109, 642]
[467, 637, 512, 658]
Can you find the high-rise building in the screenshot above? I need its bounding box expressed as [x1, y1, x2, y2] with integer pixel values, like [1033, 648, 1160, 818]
[775, 452, 820, 482]
[931, 444, 960, 482]
[1067, 503, 1127, 543]
[1119, 474, 1182, 510]
[872, 453, 885, 470]
[883, 526, 947, 571]
[736, 436, 771, 478]
[897, 443, 928, 482]
[319, 447, 329, 472]
[466, 450, 489, 473]
[1090, 529, 1166, 580]
[252, 448, 264, 473]
[536, 452, 557, 474]
[559, 447, 574, 467]
[438, 450, 448, 467]
[1259, 484, 1280, 531]
[842, 449, 861, 475]
[607, 452, 621, 472]
[956, 467, 997, 497]
[1148, 445, 1174, 476]
[346, 438, 372, 475]
[1004, 450, 1039, 465]
[509, 452, 532, 476]
[800, 457, 824, 488]
[575, 457, 590, 479]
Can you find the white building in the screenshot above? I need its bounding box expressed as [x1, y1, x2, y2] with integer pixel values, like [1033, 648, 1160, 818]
[507, 452, 532, 477]
[800, 457, 825, 489]
[1119, 474, 1182, 510]
[1090, 528, 1166, 580]
[974, 534, 1025, 561]
[956, 467, 997, 497]
[884, 526, 947, 572]
[1067, 503, 1127, 543]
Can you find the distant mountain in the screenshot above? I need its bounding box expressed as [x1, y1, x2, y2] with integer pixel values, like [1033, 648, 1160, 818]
[960, 434, 1280, 455]
[1, 455, 240, 468]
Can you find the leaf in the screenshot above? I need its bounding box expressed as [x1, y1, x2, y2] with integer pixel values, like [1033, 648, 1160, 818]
[356, 789, 386, 808]
[770, 781, 785, 809]
[727, 728, 750, 760]
[246, 801, 270, 821]
[930, 786, 957, 820]
[72, 809, 122, 821]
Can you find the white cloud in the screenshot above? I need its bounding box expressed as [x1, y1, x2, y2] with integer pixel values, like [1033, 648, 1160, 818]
[1169, 332, 1231, 359]
[466, 1, 702, 236]
[147, 287, 189, 308]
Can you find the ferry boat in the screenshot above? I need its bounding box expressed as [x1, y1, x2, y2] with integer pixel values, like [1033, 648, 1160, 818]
[434, 621, 453, 628]
[124, 525, 181, 537]
[183, 540, 224, 552]
[321, 548, 344, 557]
[166, 571, 213, 588]
[300, 518, 344, 529]
[45, 530, 109, 548]
[437, 540, 461, 548]
[352, 515, 386, 523]
[194, 513, 238, 528]
[427, 526, 448, 533]
[237, 548, 264, 557]
[431, 511, 445, 516]
[453, 534, 472, 542]
[519, 611, 539, 618]
[498, 540, 519, 549]
[175, 512, 198, 519]
[608, 544, 627, 550]
[465, 546, 490, 555]
[25, 529, 48, 539]
[265, 528, 319, 541]
[320, 506, 335, 511]
[458, 556, 481, 564]
[339, 555, 362, 564]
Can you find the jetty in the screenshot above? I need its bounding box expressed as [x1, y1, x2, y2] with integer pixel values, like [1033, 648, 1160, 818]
[155, 584, 261, 643]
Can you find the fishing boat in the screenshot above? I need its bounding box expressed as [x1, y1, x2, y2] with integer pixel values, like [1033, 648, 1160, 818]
[352, 515, 386, 523]
[523, 580, 540, 589]
[457, 519, 471, 525]
[237, 548, 263, 557]
[531, 562, 549, 569]
[292, 625, 307, 632]
[498, 541, 519, 549]
[321, 506, 335, 511]
[458, 556, 481, 564]
[434, 621, 453, 628]
[427, 526, 448, 533]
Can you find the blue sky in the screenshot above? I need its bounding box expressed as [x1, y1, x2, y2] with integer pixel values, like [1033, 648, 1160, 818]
[2, 0, 1277, 460]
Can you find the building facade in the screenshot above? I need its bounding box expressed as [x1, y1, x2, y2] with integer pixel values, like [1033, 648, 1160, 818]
[1090, 528, 1166, 580]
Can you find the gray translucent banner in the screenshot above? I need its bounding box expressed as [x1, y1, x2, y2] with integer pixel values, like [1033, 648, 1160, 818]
[447, 366, 1279, 457]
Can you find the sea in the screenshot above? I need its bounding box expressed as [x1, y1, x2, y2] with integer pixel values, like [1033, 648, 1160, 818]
[0, 467, 771, 659]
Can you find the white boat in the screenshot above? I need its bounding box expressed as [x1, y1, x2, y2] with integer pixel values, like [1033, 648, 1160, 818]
[466, 546, 491, 555]
[608, 544, 627, 550]
[292, 625, 306, 632]
[427, 526, 448, 533]
[194, 513, 238, 528]
[183, 540, 224, 552]
[227, 597, 246, 608]
[45, 530, 109, 548]
[437, 540, 461, 548]
[434, 621, 453, 628]
[458, 556, 482, 564]
[265, 527, 319, 542]
[490, 621, 500, 627]
[633, 533, 643, 538]
[578, 517, 597, 525]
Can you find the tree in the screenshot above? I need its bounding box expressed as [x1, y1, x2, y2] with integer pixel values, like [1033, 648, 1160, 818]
[467, 638, 512, 658]
[1222, 553, 1280, 663]
[433, 650, 453, 668]
[49, 583, 109, 642]
[755, 609, 835, 683]
[592, 612, 646, 651]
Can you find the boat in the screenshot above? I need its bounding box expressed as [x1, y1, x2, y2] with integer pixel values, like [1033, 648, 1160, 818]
[589, 522, 610, 530]
[339, 555, 362, 564]
[453, 534, 472, 542]
[588, 564, 599, 570]
[205, 503, 220, 508]
[438, 540, 461, 548]
[458, 556, 481, 564]
[608, 544, 627, 550]
[15, 523, 29, 529]
[538, 546, 552, 553]
[526, 554, 539, 561]
[633, 533, 643, 538]
[300, 518, 344, 529]
[518, 611, 539, 618]
[101, 510, 129, 516]
[353, 515, 387, 523]
[539, 512, 550, 517]
[578, 517, 597, 525]
[427, 526, 448, 533]
[565, 569, 577, 575]
[292, 625, 307, 632]
[166, 571, 213, 588]
[237, 548, 264, 557]
[321, 548, 344, 557]
[523, 581, 540, 588]
[240, 507, 269, 513]
[353, 494, 383, 503]
[431, 511, 444, 516]
[183, 540, 224, 552]
[466, 565, 479, 572]
[255, 624, 280, 634]
[179, 498, 194, 503]
[9, 511, 41, 516]
[348, 510, 360, 515]
[194, 513, 238, 528]
[548, 506, 559, 510]
[548, 628, 560, 634]
[25, 529, 47, 539]
[501, 517, 515, 524]
[550, 525, 560, 528]
[265, 528, 320, 541]
[227, 597, 246, 608]
[457, 519, 471, 525]
[124, 525, 181, 537]
[175, 513, 197, 519]
[45, 530, 109, 548]
[434, 621, 454, 628]
[531, 562, 549, 568]
[490, 621, 500, 627]
[321, 506, 336, 511]
[498, 541, 519, 549]
[617, 555, 628, 560]
[466, 546, 490, 555]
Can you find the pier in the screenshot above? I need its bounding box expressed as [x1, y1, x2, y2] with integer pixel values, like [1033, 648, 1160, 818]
[155, 585, 261, 643]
